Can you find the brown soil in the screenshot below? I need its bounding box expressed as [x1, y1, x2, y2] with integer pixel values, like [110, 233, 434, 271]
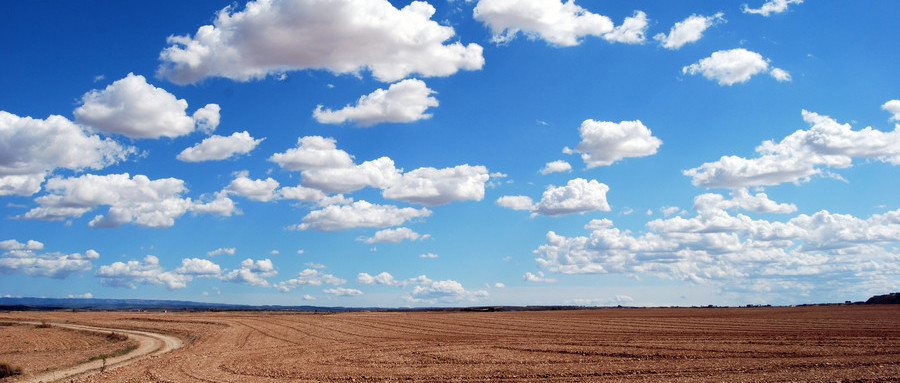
[0, 321, 137, 378]
[1, 305, 898, 382]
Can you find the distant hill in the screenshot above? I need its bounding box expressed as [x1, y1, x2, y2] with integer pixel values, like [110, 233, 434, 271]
[0, 297, 354, 312]
[865, 292, 900, 304]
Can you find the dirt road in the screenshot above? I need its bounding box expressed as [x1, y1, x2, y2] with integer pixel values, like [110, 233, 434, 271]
[10, 321, 182, 383]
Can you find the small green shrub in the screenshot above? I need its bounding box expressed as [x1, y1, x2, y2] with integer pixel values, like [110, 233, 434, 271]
[106, 331, 128, 341]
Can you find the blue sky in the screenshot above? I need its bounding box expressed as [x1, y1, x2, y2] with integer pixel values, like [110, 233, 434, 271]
[1, 0, 898, 307]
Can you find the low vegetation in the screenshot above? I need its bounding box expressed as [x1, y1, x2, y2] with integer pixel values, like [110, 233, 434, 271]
[0, 362, 23, 378]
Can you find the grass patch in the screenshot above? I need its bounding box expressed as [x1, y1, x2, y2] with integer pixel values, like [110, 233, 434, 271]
[0, 362, 23, 378]
[35, 320, 52, 328]
[106, 331, 129, 342]
[87, 343, 139, 363]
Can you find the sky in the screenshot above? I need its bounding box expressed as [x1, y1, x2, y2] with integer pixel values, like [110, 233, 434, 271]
[1, 0, 898, 307]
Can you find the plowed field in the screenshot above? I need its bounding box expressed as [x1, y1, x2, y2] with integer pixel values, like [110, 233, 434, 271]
[2, 305, 898, 382]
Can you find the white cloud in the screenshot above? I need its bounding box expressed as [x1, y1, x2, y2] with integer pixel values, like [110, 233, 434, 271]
[95, 255, 193, 290]
[419, 253, 439, 259]
[358, 227, 430, 244]
[207, 247, 236, 257]
[357, 271, 400, 286]
[294, 200, 431, 231]
[177, 131, 263, 162]
[653, 12, 724, 50]
[473, 0, 614, 47]
[496, 195, 535, 211]
[405, 278, 489, 303]
[68, 293, 93, 299]
[221, 258, 277, 287]
[324, 287, 363, 297]
[275, 268, 345, 292]
[524, 271, 556, 283]
[769, 67, 792, 82]
[743, 0, 803, 17]
[540, 160, 572, 174]
[269, 136, 355, 172]
[883, 100, 900, 121]
[382, 165, 490, 206]
[157, 0, 483, 84]
[498, 178, 611, 216]
[313, 79, 438, 126]
[301, 157, 401, 194]
[174, 258, 222, 276]
[603, 11, 649, 44]
[73, 73, 219, 138]
[693, 188, 797, 214]
[225, 173, 280, 202]
[0, 111, 133, 196]
[685, 108, 900, 188]
[533, 199, 900, 298]
[191, 191, 239, 217]
[0, 239, 97, 279]
[21, 173, 232, 228]
[682, 48, 789, 86]
[534, 178, 610, 216]
[271, 136, 490, 204]
[564, 119, 662, 167]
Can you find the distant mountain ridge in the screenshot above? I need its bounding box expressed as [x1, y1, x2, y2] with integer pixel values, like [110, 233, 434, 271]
[0, 297, 350, 312]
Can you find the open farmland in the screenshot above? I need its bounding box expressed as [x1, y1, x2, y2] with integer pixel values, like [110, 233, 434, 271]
[1, 305, 898, 382]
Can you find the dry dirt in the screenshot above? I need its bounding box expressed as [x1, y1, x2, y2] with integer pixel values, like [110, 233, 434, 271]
[1, 305, 898, 382]
[0, 321, 137, 379]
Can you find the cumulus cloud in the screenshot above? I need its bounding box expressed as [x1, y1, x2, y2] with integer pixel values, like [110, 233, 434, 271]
[357, 271, 401, 286]
[73, 73, 219, 138]
[207, 247, 236, 257]
[358, 227, 430, 244]
[473, 0, 614, 46]
[177, 131, 263, 162]
[693, 188, 797, 214]
[564, 119, 662, 167]
[224, 172, 280, 202]
[406, 278, 489, 304]
[157, 0, 483, 84]
[524, 271, 557, 283]
[294, 200, 431, 231]
[270, 136, 491, 205]
[534, 178, 611, 216]
[497, 178, 611, 216]
[174, 258, 222, 276]
[313, 79, 438, 126]
[540, 160, 572, 174]
[275, 268, 345, 292]
[653, 12, 724, 50]
[0, 111, 133, 196]
[21, 173, 233, 228]
[883, 100, 900, 121]
[685, 108, 900, 188]
[221, 258, 277, 287]
[603, 11, 649, 44]
[496, 195, 536, 211]
[96, 255, 198, 290]
[682, 48, 789, 86]
[269, 136, 355, 171]
[533, 197, 900, 297]
[743, 0, 803, 16]
[0, 239, 98, 279]
[324, 287, 363, 297]
[382, 165, 490, 206]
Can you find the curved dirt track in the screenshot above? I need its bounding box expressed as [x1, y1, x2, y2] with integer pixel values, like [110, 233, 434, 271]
[3, 306, 899, 382]
[10, 321, 182, 383]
